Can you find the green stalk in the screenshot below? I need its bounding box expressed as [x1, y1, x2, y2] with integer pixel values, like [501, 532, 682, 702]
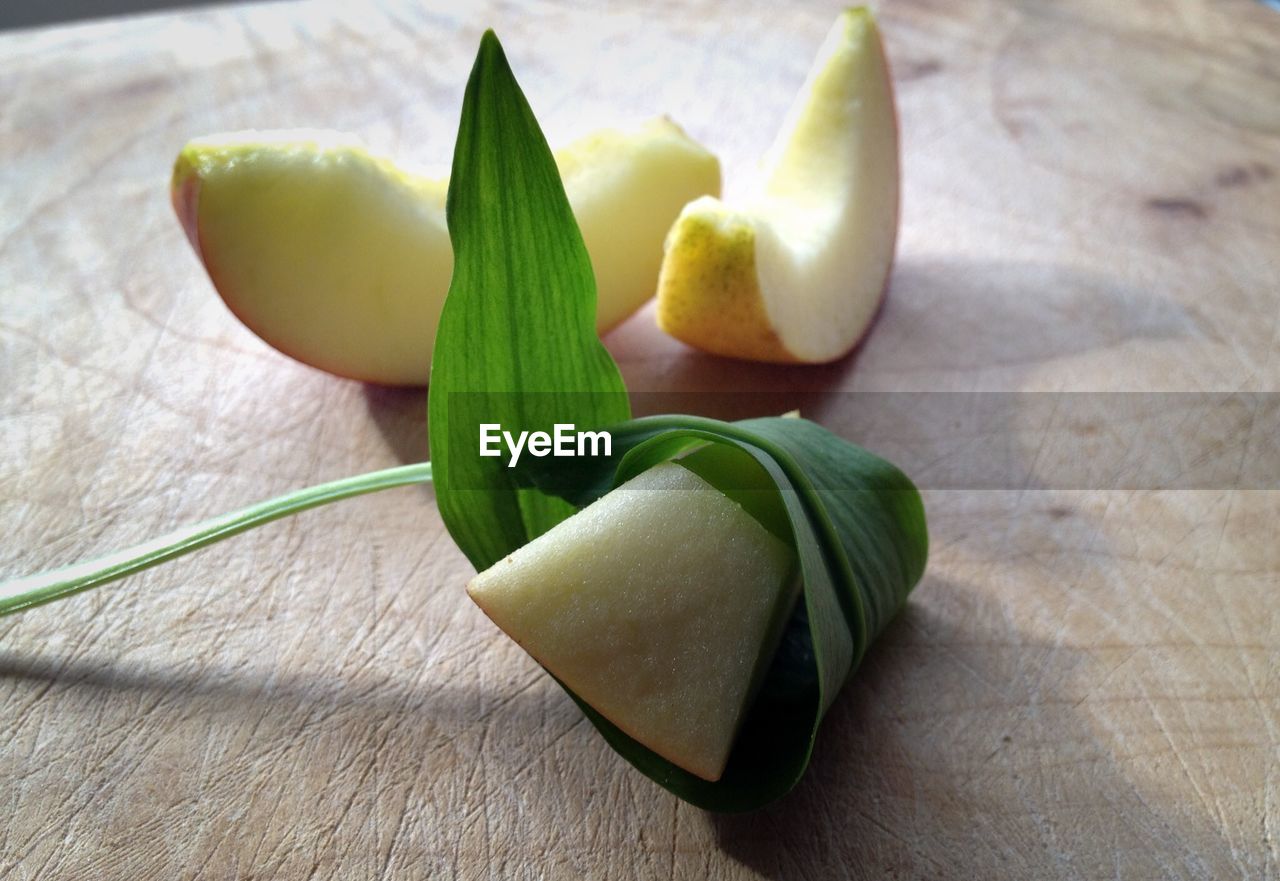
[0, 462, 433, 618]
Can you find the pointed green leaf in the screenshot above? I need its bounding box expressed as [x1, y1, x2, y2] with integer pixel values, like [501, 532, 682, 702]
[429, 31, 630, 570]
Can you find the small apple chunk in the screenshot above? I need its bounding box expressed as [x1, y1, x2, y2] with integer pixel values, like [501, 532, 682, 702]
[467, 462, 797, 782]
[172, 119, 720, 385]
[655, 7, 899, 363]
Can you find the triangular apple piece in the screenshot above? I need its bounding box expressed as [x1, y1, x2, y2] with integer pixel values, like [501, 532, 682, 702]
[467, 462, 796, 781]
[656, 7, 899, 363]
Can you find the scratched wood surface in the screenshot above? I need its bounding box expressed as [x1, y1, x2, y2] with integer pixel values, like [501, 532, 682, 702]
[2, 0, 1278, 878]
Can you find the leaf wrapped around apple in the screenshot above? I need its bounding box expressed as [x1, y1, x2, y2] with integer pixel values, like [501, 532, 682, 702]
[467, 416, 927, 809]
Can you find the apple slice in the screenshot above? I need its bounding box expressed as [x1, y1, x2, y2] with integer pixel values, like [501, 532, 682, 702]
[466, 462, 797, 782]
[655, 7, 899, 363]
[172, 118, 720, 386]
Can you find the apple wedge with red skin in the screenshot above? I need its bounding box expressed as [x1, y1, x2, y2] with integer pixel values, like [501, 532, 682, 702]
[173, 120, 720, 386]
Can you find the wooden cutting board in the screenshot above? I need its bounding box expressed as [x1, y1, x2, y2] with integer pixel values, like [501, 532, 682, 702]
[2, 0, 1277, 877]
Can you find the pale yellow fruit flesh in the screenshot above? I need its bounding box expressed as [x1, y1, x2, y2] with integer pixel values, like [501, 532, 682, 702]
[656, 7, 899, 363]
[467, 462, 796, 782]
[173, 119, 720, 386]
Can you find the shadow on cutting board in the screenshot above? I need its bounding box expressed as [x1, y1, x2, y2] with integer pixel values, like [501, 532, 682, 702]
[364, 384, 431, 465]
[361, 254, 1210, 503]
[709, 574, 1237, 879]
[844, 255, 1206, 389]
[602, 254, 1204, 405]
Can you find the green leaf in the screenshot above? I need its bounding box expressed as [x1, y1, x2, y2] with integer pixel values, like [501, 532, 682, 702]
[736, 417, 929, 648]
[428, 31, 630, 570]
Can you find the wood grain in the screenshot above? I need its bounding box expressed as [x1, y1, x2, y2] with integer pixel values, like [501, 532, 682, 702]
[1, 0, 1278, 878]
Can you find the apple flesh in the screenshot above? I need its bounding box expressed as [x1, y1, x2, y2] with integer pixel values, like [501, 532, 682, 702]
[655, 7, 899, 363]
[172, 119, 720, 385]
[466, 462, 797, 782]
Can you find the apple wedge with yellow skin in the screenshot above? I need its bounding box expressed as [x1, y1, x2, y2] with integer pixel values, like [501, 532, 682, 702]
[467, 462, 797, 782]
[172, 118, 720, 386]
[656, 7, 899, 363]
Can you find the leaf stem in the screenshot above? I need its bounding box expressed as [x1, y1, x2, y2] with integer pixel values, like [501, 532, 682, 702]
[0, 462, 433, 618]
